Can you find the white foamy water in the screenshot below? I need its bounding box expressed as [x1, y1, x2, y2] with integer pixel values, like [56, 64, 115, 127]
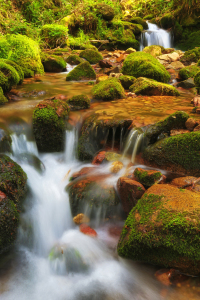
[140, 22, 172, 50]
[0, 129, 160, 300]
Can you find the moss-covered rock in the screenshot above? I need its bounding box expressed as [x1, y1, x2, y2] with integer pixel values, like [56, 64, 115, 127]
[194, 71, 200, 93]
[122, 52, 170, 83]
[40, 24, 68, 49]
[0, 61, 20, 92]
[128, 17, 148, 29]
[145, 111, 189, 144]
[129, 77, 180, 96]
[96, 3, 115, 21]
[134, 167, 162, 187]
[79, 49, 103, 64]
[180, 47, 200, 65]
[143, 131, 200, 176]
[92, 78, 125, 101]
[66, 61, 96, 81]
[143, 45, 162, 57]
[0, 128, 11, 151]
[66, 54, 83, 65]
[160, 13, 174, 29]
[0, 155, 27, 254]
[0, 87, 8, 105]
[119, 75, 135, 89]
[67, 94, 90, 110]
[66, 175, 119, 219]
[117, 184, 200, 275]
[179, 64, 200, 80]
[0, 59, 24, 84]
[0, 34, 44, 75]
[41, 54, 66, 72]
[33, 99, 69, 152]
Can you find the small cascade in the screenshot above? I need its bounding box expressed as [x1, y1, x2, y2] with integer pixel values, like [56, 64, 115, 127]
[140, 22, 172, 50]
[11, 133, 38, 156]
[123, 129, 144, 162]
[64, 128, 78, 162]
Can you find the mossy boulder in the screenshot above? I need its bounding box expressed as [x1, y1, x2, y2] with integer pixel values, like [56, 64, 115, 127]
[145, 111, 189, 144]
[0, 59, 24, 84]
[179, 65, 200, 80]
[134, 167, 162, 187]
[180, 47, 200, 65]
[0, 128, 11, 151]
[143, 131, 200, 176]
[117, 184, 200, 275]
[67, 94, 90, 110]
[0, 61, 20, 92]
[66, 175, 119, 219]
[66, 61, 96, 81]
[122, 52, 170, 83]
[79, 49, 103, 64]
[40, 24, 68, 49]
[119, 75, 135, 89]
[66, 54, 83, 65]
[41, 54, 66, 72]
[0, 155, 27, 254]
[194, 71, 200, 93]
[129, 77, 180, 96]
[96, 3, 115, 21]
[0, 87, 8, 105]
[128, 17, 148, 29]
[160, 13, 174, 29]
[92, 78, 125, 101]
[0, 34, 44, 75]
[33, 99, 69, 152]
[143, 45, 162, 57]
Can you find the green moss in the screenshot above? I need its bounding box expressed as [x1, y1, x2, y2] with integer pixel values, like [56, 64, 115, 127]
[33, 99, 69, 152]
[160, 13, 174, 29]
[0, 34, 44, 75]
[66, 61, 96, 81]
[119, 75, 135, 89]
[0, 61, 20, 92]
[128, 17, 148, 29]
[21, 68, 34, 78]
[40, 24, 68, 49]
[194, 71, 200, 93]
[145, 111, 189, 144]
[0, 87, 8, 105]
[0, 59, 24, 84]
[129, 77, 180, 96]
[134, 168, 162, 187]
[122, 52, 170, 83]
[180, 47, 200, 65]
[67, 94, 90, 109]
[41, 53, 66, 72]
[79, 49, 103, 64]
[66, 54, 83, 65]
[143, 45, 162, 56]
[96, 3, 115, 21]
[179, 65, 200, 80]
[92, 78, 125, 101]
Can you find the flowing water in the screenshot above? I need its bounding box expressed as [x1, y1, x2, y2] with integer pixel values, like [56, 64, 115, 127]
[140, 22, 173, 50]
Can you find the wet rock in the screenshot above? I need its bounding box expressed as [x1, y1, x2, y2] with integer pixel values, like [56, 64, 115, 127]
[99, 59, 113, 68]
[110, 161, 123, 173]
[0, 129, 12, 153]
[33, 98, 69, 152]
[177, 78, 195, 89]
[158, 52, 180, 63]
[185, 118, 197, 131]
[170, 129, 190, 136]
[143, 45, 162, 57]
[117, 177, 145, 215]
[92, 151, 106, 165]
[166, 61, 185, 70]
[192, 95, 200, 107]
[134, 167, 162, 187]
[73, 213, 90, 225]
[155, 269, 188, 287]
[79, 224, 97, 237]
[171, 176, 197, 188]
[117, 184, 200, 275]
[66, 175, 120, 219]
[125, 48, 136, 54]
[15, 153, 45, 174]
[105, 66, 120, 75]
[0, 155, 27, 254]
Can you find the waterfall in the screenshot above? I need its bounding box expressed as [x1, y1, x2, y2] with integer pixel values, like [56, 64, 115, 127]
[140, 22, 173, 50]
[123, 129, 144, 162]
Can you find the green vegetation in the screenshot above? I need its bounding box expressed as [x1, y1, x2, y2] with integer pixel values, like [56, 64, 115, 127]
[0, 61, 20, 92]
[92, 78, 125, 101]
[67, 94, 90, 109]
[194, 71, 200, 93]
[40, 24, 68, 48]
[179, 64, 200, 80]
[0, 87, 8, 104]
[79, 49, 103, 64]
[122, 52, 170, 83]
[66, 61, 96, 81]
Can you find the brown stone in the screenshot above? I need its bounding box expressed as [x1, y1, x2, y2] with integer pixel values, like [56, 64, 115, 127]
[70, 167, 96, 180]
[171, 176, 197, 188]
[185, 118, 197, 131]
[80, 223, 97, 237]
[92, 151, 106, 165]
[110, 161, 124, 173]
[99, 59, 113, 68]
[192, 95, 200, 107]
[117, 176, 145, 214]
[194, 124, 200, 132]
[73, 213, 90, 225]
[155, 269, 188, 286]
[170, 129, 190, 136]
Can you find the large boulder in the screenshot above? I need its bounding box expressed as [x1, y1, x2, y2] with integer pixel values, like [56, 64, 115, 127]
[66, 54, 83, 65]
[0, 34, 44, 75]
[33, 99, 69, 152]
[0, 155, 27, 254]
[66, 61, 96, 81]
[67, 94, 90, 110]
[66, 175, 120, 219]
[143, 131, 200, 176]
[179, 65, 200, 80]
[79, 49, 103, 64]
[41, 54, 66, 72]
[129, 77, 180, 96]
[122, 52, 170, 83]
[180, 47, 200, 65]
[92, 78, 125, 101]
[117, 184, 200, 275]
